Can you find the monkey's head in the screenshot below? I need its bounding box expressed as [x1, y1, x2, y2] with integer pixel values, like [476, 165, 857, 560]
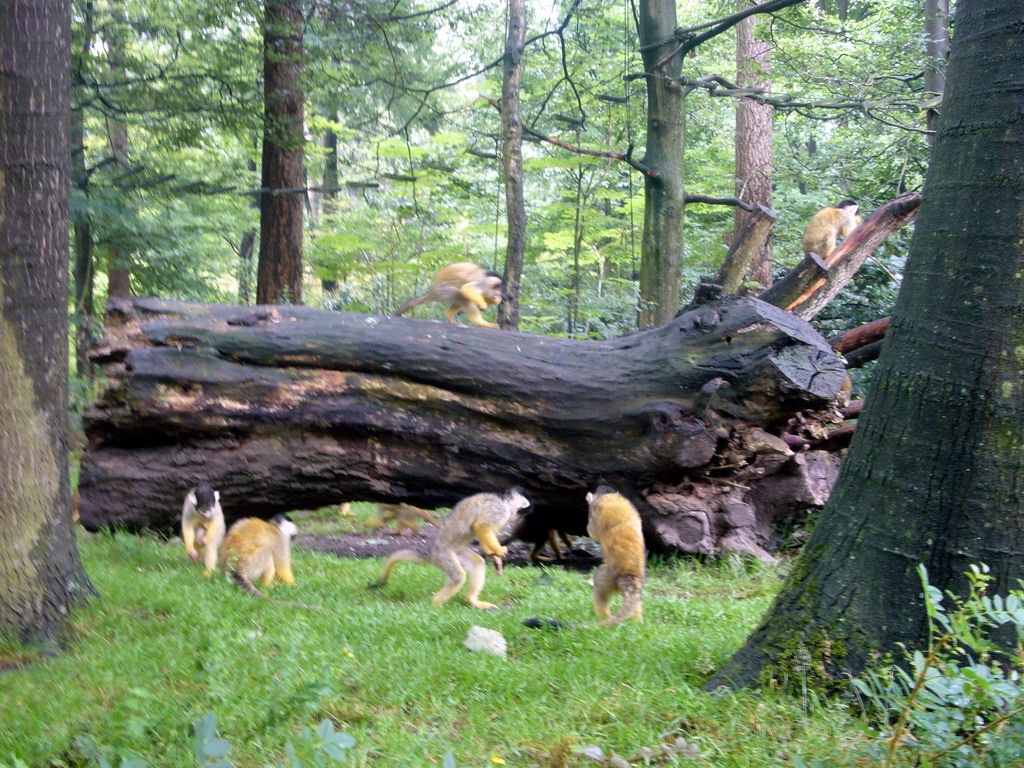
[834, 199, 859, 214]
[193, 484, 219, 517]
[484, 271, 504, 306]
[271, 514, 298, 539]
[503, 486, 531, 513]
[586, 485, 619, 506]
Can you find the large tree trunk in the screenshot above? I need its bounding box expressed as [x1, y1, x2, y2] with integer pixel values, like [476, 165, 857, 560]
[711, 0, 1024, 688]
[637, 0, 686, 327]
[496, 0, 526, 331]
[80, 297, 846, 558]
[256, 0, 305, 305]
[0, 0, 95, 647]
[732, 0, 773, 287]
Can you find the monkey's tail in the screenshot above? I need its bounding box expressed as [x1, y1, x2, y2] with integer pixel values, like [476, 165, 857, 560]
[367, 548, 431, 589]
[394, 295, 428, 317]
[412, 507, 442, 527]
[231, 572, 325, 611]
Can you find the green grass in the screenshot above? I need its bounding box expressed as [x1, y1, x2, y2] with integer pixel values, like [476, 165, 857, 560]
[0, 529, 866, 768]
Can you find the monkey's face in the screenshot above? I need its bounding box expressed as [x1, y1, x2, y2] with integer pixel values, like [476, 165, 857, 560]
[484, 276, 504, 305]
[275, 517, 298, 539]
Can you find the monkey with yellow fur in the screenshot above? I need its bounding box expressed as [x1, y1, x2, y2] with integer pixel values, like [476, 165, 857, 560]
[181, 484, 226, 577]
[802, 200, 861, 260]
[525, 486, 645, 629]
[369, 488, 531, 609]
[394, 262, 504, 329]
[374, 502, 442, 535]
[219, 515, 323, 610]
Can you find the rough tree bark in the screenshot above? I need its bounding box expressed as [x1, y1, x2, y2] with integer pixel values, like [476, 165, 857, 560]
[637, 0, 686, 326]
[496, 0, 526, 332]
[711, 0, 1024, 688]
[0, 0, 95, 647]
[732, 0, 773, 287]
[79, 297, 847, 559]
[256, 0, 304, 305]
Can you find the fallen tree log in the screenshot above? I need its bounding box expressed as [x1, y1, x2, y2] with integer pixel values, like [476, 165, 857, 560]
[79, 296, 847, 558]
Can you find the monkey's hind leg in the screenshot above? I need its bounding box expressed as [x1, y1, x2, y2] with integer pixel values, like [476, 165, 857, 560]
[461, 551, 498, 610]
[431, 549, 468, 606]
[592, 564, 617, 619]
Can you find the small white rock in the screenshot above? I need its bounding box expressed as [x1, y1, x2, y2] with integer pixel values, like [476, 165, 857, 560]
[463, 625, 507, 657]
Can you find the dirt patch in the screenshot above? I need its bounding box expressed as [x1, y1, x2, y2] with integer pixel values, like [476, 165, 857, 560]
[298, 528, 603, 571]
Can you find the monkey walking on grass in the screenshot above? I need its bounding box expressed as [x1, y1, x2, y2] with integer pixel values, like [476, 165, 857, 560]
[525, 486, 645, 629]
[374, 502, 442, 535]
[369, 488, 531, 610]
[181, 484, 225, 578]
[219, 515, 324, 611]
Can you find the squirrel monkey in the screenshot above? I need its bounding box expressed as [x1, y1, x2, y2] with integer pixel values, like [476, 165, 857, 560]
[374, 502, 441, 535]
[219, 515, 322, 611]
[802, 200, 861, 260]
[525, 486, 645, 629]
[369, 488, 531, 610]
[394, 261, 504, 329]
[181, 484, 225, 577]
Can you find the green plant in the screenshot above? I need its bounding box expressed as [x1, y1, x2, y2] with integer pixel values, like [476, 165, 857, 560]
[851, 564, 1024, 767]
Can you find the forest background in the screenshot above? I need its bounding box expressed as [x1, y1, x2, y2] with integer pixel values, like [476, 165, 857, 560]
[71, 0, 930, 369]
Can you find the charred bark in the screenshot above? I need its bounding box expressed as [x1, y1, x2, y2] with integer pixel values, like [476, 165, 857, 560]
[80, 297, 847, 557]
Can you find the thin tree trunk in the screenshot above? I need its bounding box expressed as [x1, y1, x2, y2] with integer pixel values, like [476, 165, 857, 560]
[637, 0, 686, 326]
[238, 153, 258, 304]
[71, 106, 94, 378]
[570, 168, 584, 334]
[256, 0, 304, 305]
[732, 0, 773, 287]
[0, 0, 95, 648]
[497, 0, 526, 331]
[924, 0, 950, 140]
[320, 116, 340, 293]
[710, 0, 1024, 688]
[104, 0, 131, 299]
